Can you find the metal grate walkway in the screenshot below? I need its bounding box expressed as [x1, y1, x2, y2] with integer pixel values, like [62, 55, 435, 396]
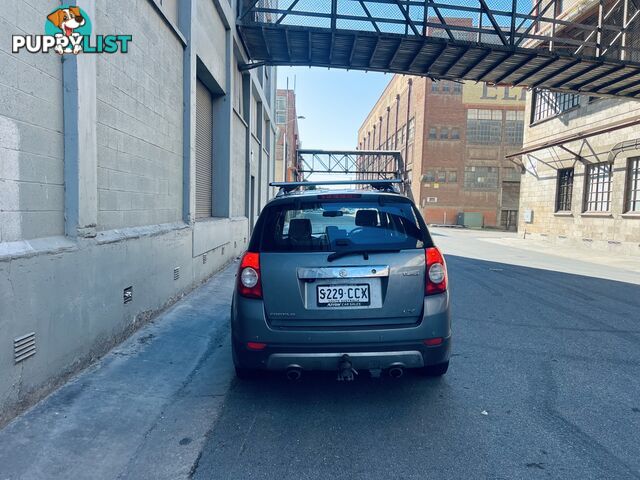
[238, 0, 640, 99]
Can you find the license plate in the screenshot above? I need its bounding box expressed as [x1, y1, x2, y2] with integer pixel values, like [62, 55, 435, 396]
[317, 284, 370, 307]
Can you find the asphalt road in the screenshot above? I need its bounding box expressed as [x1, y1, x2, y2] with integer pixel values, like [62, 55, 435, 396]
[193, 229, 640, 480]
[1, 229, 639, 480]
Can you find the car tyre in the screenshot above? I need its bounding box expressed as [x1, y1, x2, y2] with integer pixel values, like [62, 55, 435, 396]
[419, 361, 449, 377]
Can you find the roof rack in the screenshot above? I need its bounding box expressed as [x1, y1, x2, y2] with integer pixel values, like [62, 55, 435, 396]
[270, 179, 402, 196]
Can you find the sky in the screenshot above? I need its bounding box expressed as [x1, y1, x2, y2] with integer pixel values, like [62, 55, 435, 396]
[277, 67, 392, 150]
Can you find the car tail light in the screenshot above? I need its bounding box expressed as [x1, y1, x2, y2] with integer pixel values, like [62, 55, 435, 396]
[424, 337, 443, 346]
[247, 342, 267, 351]
[238, 252, 262, 299]
[425, 247, 447, 296]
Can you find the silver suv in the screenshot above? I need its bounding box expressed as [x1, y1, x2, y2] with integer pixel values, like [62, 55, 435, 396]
[231, 180, 450, 381]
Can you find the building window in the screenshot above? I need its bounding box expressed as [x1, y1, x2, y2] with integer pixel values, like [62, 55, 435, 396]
[448, 171, 458, 183]
[584, 163, 613, 212]
[555, 168, 574, 212]
[625, 157, 640, 212]
[502, 166, 521, 182]
[452, 82, 462, 95]
[451, 127, 460, 140]
[437, 171, 447, 183]
[442, 81, 450, 93]
[431, 81, 439, 93]
[532, 89, 580, 123]
[505, 110, 524, 145]
[464, 166, 499, 189]
[423, 171, 435, 182]
[466, 109, 502, 145]
[440, 127, 449, 140]
[407, 118, 415, 144]
[398, 125, 405, 146]
[429, 127, 437, 139]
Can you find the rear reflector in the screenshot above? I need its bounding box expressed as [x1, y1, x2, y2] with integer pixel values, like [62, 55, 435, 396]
[423, 337, 443, 346]
[247, 342, 267, 351]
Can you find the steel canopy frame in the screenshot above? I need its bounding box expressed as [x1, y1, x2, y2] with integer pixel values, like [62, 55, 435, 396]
[295, 149, 413, 198]
[238, 0, 640, 99]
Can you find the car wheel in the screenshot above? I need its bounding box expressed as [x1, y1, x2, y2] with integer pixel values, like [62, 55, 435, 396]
[420, 361, 449, 377]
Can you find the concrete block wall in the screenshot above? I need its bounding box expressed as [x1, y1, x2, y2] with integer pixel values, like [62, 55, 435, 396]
[519, 93, 640, 255]
[96, 0, 183, 230]
[0, 0, 65, 242]
[0, 0, 277, 425]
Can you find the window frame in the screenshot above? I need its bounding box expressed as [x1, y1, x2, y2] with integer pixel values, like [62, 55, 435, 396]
[531, 89, 581, 124]
[583, 162, 613, 213]
[555, 167, 574, 212]
[624, 157, 640, 213]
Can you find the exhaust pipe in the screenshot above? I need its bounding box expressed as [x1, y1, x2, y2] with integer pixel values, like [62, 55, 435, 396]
[388, 365, 404, 379]
[285, 366, 302, 381]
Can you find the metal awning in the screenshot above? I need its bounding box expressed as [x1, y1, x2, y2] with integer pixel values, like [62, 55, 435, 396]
[506, 115, 640, 167]
[239, 0, 640, 99]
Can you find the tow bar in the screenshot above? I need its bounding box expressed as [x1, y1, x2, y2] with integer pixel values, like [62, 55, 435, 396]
[337, 354, 358, 382]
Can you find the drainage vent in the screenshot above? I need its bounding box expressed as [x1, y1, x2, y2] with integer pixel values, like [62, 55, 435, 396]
[174, 267, 180, 280]
[14, 332, 36, 364]
[203, 253, 207, 264]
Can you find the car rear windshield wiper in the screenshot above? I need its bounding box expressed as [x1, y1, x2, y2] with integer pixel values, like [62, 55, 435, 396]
[327, 248, 401, 262]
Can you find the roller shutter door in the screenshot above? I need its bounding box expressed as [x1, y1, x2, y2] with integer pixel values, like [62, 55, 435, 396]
[195, 80, 213, 219]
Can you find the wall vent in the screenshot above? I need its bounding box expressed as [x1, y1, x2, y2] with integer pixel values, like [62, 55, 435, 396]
[174, 267, 180, 280]
[14, 333, 36, 364]
[203, 253, 207, 264]
[124, 286, 133, 304]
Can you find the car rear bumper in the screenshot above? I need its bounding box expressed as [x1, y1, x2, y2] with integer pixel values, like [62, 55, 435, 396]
[232, 337, 451, 371]
[232, 291, 451, 371]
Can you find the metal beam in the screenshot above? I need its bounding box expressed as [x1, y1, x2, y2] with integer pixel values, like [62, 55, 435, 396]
[393, 0, 421, 37]
[458, 50, 491, 78]
[531, 59, 576, 88]
[573, 65, 626, 90]
[494, 54, 536, 84]
[423, 45, 449, 73]
[506, 116, 640, 159]
[441, 45, 470, 77]
[275, 0, 300, 25]
[476, 53, 511, 82]
[478, 0, 509, 46]
[425, 0, 456, 41]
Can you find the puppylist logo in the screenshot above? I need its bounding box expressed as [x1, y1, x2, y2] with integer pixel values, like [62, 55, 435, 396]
[12, 5, 132, 55]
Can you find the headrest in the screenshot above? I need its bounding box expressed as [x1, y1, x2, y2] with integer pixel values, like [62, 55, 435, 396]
[288, 218, 312, 241]
[355, 210, 378, 227]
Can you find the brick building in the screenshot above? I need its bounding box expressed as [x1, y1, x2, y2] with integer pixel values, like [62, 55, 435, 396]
[275, 89, 301, 182]
[512, 0, 640, 256]
[358, 77, 525, 228]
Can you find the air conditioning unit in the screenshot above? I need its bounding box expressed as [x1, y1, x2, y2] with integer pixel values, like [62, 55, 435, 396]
[426, 197, 438, 203]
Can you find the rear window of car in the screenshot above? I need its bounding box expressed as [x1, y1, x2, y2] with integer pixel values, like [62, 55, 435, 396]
[256, 196, 430, 252]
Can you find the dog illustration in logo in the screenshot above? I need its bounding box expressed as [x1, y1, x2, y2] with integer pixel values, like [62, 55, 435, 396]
[47, 6, 85, 55]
